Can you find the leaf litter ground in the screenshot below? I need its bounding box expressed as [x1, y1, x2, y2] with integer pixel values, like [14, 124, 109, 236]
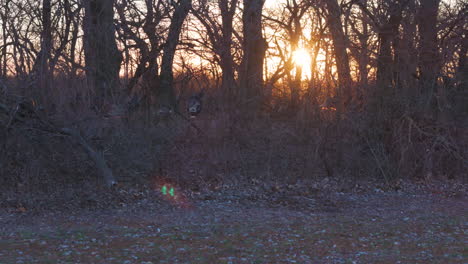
[0, 181, 466, 264]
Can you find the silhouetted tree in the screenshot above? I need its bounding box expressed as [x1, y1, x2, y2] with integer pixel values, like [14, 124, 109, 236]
[347, 2, 371, 87]
[356, 0, 408, 91]
[239, 0, 267, 107]
[32, 0, 52, 92]
[324, 0, 351, 101]
[192, 0, 239, 96]
[83, 0, 122, 108]
[115, 0, 168, 93]
[418, 0, 441, 108]
[265, 0, 310, 107]
[0, 0, 8, 78]
[158, 0, 192, 111]
[458, 33, 467, 88]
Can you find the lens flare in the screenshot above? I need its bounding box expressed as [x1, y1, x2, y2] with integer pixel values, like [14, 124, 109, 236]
[157, 181, 192, 209]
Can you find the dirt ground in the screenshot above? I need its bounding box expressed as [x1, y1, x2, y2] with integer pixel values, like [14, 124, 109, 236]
[0, 181, 466, 264]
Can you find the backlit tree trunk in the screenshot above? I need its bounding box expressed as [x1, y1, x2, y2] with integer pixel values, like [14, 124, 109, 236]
[377, 6, 403, 91]
[83, 0, 122, 108]
[158, 0, 192, 110]
[32, 0, 52, 92]
[398, 0, 418, 93]
[219, 0, 238, 95]
[0, 1, 8, 77]
[418, 0, 441, 95]
[458, 34, 467, 88]
[324, 0, 351, 101]
[356, 1, 407, 92]
[358, 10, 369, 88]
[239, 0, 267, 106]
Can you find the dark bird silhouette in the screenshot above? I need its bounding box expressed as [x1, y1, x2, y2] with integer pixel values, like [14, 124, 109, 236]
[187, 91, 204, 117]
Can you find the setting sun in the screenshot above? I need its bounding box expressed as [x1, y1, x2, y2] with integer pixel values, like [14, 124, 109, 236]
[292, 48, 312, 79]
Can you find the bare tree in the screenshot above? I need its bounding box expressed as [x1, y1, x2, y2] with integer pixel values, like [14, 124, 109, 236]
[347, 2, 371, 87]
[2, 1, 39, 78]
[48, 0, 81, 76]
[264, 0, 310, 107]
[191, 0, 239, 96]
[82, 0, 122, 108]
[306, 7, 328, 89]
[356, 0, 408, 91]
[438, 1, 468, 89]
[115, 0, 169, 94]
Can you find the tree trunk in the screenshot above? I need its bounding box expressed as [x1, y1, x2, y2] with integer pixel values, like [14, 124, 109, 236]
[158, 0, 192, 111]
[325, 0, 352, 101]
[0, 1, 9, 78]
[83, 0, 122, 109]
[376, 29, 393, 89]
[417, 0, 441, 97]
[398, 0, 418, 94]
[32, 0, 52, 93]
[377, 7, 403, 91]
[239, 0, 267, 106]
[358, 11, 369, 87]
[356, 1, 407, 92]
[68, 5, 80, 78]
[219, 0, 238, 96]
[457, 33, 467, 88]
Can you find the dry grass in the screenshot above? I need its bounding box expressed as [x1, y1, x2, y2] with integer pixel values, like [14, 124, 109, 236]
[0, 76, 467, 211]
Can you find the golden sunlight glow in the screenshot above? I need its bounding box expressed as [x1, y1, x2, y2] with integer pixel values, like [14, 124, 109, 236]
[292, 48, 312, 80]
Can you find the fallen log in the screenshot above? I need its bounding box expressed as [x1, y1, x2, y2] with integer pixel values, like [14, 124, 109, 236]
[59, 127, 116, 187]
[0, 99, 117, 188]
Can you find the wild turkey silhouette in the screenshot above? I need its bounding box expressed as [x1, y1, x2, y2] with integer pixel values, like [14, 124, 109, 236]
[187, 91, 204, 117]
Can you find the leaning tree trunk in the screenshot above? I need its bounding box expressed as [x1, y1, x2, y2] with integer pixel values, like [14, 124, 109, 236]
[417, 0, 441, 107]
[157, 0, 192, 111]
[83, 0, 122, 109]
[325, 0, 352, 101]
[239, 0, 267, 107]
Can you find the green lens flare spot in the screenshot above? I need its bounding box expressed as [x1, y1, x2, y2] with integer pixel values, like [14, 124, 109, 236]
[161, 185, 167, 195]
[169, 188, 175, 197]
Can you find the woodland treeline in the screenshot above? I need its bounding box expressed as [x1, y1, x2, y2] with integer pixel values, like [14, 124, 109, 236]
[0, 0, 467, 203]
[0, 0, 466, 110]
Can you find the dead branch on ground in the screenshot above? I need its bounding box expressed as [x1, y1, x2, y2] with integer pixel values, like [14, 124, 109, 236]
[0, 98, 116, 188]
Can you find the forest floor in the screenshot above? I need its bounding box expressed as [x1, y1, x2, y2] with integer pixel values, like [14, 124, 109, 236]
[0, 180, 466, 264]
